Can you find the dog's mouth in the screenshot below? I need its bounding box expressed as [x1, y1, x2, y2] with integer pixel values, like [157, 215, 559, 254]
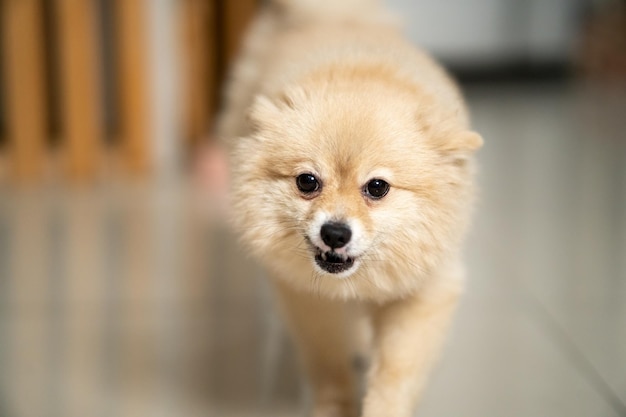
[314, 249, 355, 274]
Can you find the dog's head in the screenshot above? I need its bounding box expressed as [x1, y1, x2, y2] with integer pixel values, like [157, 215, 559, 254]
[231, 77, 481, 301]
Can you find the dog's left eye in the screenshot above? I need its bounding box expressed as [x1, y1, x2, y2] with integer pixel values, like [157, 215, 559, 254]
[364, 179, 390, 199]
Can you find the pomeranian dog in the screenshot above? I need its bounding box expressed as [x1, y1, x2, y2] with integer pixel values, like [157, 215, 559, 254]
[217, 1, 482, 416]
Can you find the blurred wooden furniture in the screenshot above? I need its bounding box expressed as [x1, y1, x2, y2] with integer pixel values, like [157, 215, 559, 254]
[0, 0, 258, 184]
[181, 0, 217, 150]
[1, 0, 48, 181]
[577, 3, 626, 82]
[56, 0, 103, 180]
[115, 0, 150, 175]
[182, 0, 257, 148]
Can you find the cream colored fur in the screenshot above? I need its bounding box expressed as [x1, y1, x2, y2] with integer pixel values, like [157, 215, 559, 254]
[218, 1, 482, 416]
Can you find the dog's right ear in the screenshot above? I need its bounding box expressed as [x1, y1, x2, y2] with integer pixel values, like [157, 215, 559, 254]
[247, 95, 282, 133]
[247, 88, 307, 133]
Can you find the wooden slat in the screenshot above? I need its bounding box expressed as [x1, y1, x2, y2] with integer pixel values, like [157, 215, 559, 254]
[1, 0, 47, 182]
[222, 0, 257, 69]
[56, 0, 103, 181]
[180, 0, 216, 148]
[115, 0, 150, 175]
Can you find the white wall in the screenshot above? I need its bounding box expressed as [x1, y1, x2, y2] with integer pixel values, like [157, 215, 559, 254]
[147, 0, 181, 179]
[385, 0, 584, 67]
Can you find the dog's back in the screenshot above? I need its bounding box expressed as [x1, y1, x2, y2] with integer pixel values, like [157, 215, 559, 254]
[217, 0, 467, 142]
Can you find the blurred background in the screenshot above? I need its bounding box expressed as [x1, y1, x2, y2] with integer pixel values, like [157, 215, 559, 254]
[0, 0, 625, 416]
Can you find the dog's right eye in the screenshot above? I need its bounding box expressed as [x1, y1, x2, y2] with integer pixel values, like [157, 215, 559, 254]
[296, 173, 320, 193]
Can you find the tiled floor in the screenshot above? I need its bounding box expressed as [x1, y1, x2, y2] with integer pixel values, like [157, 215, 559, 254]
[1, 82, 625, 417]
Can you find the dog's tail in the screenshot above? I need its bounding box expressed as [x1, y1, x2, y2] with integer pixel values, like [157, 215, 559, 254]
[268, 0, 396, 26]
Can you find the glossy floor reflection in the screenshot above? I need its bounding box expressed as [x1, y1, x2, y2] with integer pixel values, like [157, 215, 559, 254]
[1, 82, 625, 417]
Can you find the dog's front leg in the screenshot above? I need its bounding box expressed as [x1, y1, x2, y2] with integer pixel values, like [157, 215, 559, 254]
[361, 283, 460, 417]
[274, 280, 361, 417]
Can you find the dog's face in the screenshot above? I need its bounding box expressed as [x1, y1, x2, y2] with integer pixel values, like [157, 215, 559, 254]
[231, 81, 481, 301]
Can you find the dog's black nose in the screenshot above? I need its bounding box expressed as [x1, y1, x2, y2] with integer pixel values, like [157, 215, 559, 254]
[320, 222, 352, 249]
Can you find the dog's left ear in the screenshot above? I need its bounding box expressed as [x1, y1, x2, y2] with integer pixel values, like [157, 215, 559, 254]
[437, 130, 483, 165]
[443, 131, 483, 152]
